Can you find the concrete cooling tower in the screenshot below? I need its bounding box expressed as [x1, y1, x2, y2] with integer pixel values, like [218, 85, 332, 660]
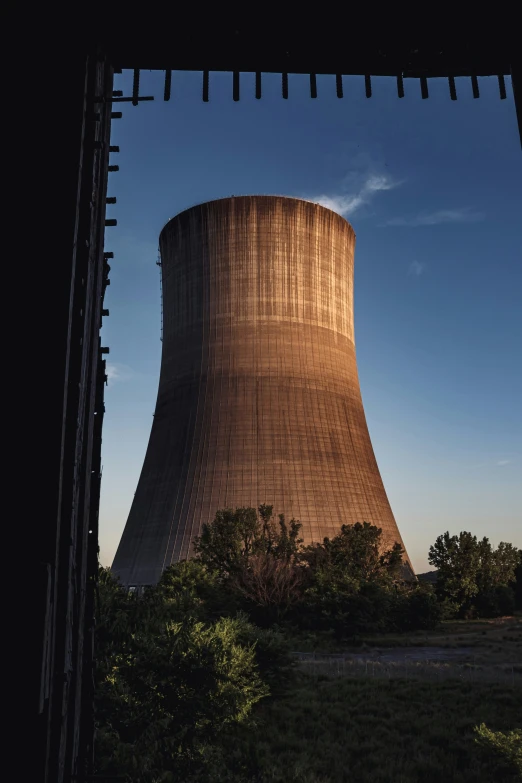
[112, 196, 412, 586]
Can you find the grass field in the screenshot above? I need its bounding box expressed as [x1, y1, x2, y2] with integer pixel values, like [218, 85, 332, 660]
[288, 616, 522, 686]
[361, 615, 522, 665]
[225, 617, 522, 782]
[289, 615, 522, 660]
[240, 677, 522, 782]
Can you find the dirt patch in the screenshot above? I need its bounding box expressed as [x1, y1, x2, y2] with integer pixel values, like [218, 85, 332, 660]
[294, 646, 476, 663]
[350, 646, 477, 662]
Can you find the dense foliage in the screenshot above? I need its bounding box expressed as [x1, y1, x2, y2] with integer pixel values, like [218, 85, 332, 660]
[95, 508, 521, 781]
[429, 532, 520, 618]
[95, 568, 272, 781]
[194, 509, 441, 637]
[195, 505, 304, 625]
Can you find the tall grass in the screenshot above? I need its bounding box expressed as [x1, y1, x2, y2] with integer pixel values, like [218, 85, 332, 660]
[238, 676, 522, 782]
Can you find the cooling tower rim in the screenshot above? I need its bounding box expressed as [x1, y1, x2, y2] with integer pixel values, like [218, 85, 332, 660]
[159, 195, 356, 239]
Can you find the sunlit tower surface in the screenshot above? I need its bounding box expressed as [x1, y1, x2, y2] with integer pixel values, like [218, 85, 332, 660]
[112, 196, 412, 586]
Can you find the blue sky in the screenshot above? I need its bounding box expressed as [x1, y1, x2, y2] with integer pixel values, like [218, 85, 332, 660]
[100, 69, 521, 573]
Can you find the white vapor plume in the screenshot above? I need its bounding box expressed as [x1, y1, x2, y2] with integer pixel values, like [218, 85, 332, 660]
[308, 173, 399, 218]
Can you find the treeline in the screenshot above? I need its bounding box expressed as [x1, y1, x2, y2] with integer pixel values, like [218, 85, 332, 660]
[94, 507, 521, 781]
[429, 531, 521, 619]
[162, 505, 521, 633]
[192, 506, 440, 637]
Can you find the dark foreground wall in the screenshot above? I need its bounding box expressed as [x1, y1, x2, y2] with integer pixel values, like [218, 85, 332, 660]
[113, 196, 412, 585]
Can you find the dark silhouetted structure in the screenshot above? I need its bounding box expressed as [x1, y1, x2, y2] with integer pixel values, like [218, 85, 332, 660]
[29, 17, 518, 782]
[113, 196, 412, 586]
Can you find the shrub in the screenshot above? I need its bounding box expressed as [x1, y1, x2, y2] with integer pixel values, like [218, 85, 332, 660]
[234, 618, 296, 694]
[153, 558, 237, 621]
[95, 583, 269, 781]
[473, 585, 516, 618]
[474, 724, 522, 776]
[396, 588, 443, 631]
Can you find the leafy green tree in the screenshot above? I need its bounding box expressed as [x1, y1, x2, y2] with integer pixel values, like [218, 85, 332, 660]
[476, 539, 520, 592]
[194, 505, 305, 624]
[233, 616, 296, 695]
[195, 505, 303, 576]
[394, 585, 443, 631]
[304, 522, 405, 586]
[429, 531, 481, 609]
[473, 585, 516, 618]
[195, 506, 261, 576]
[96, 566, 140, 669]
[94, 569, 268, 782]
[152, 559, 236, 622]
[492, 542, 520, 587]
[297, 523, 413, 639]
[429, 532, 520, 617]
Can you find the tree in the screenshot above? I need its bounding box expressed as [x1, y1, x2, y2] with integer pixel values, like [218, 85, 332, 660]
[491, 542, 520, 588]
[297, 523, 412, 639]
[94, 569, 268, 782]
[195, 505, 303, 576]
[194, 506, 305, 623]
[429, 532, 520, 617]
[476, 539, 520, 592]
[395, 585, 443, 631]
[153, 559, 235, 622]
[473, 585, 516, 618]
[194, 506, 261, 576]
[429, 531, 481, 609]
[304, 522, 405, 586]
[232, 552, 304, 624]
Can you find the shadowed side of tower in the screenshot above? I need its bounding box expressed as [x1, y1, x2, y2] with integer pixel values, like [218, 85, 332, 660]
[112, 196, 412, 586]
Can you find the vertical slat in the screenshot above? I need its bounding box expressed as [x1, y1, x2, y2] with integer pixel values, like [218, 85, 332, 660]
[164, 69, 172, 101]
[132, 69, 140, 106]
[471, 74, 480, 98]
[397, 73, 404, 98]
[498, 74, 507, 100]
[203, 70, 209, 102]
[282, 72, 288, 99]
[310, 73, 317, 98]
[233, 71, 240, 101]
[448, 75, 457, 100]
[420, 76, 429, 99]
[255, 71, 262, 99]
[365, 74, 372, 98]
[336, 73, 343, 98]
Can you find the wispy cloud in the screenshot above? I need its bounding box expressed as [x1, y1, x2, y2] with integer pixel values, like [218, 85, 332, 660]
[106, 363, 135, 387]
[307, 174, 400, 218]
[467, 457, 514, 470]
[383, 207, 485, 227]
[408, 260, 425, 277]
